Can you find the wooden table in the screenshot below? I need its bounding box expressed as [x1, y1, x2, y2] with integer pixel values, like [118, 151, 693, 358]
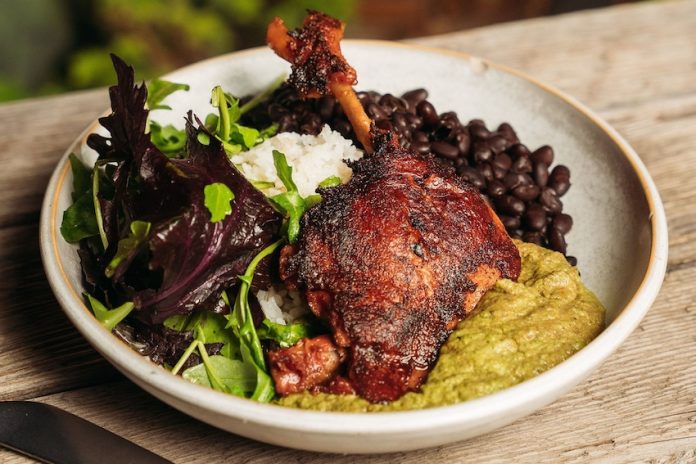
[2, 1, 695, 462]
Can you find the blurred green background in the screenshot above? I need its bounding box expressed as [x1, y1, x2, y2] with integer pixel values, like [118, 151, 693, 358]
[0, 0, 632, 103]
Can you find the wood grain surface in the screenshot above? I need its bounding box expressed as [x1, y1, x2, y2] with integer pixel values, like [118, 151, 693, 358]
[1, 1, 695, 462]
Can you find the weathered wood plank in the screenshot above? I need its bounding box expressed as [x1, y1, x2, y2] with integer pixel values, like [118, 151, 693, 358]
[0, 224, 120, 401]
[412, 0, 696, 112]
[0, 89, 107, 229]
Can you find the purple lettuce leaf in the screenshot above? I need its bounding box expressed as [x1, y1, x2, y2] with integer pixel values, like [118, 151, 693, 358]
[81, 55, 282, 325]
[132, 117, 282, 323]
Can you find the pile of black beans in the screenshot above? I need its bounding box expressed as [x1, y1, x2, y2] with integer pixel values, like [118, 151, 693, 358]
[240, 84, 575, 264]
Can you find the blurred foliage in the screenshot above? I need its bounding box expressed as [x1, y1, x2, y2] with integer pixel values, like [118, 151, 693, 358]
[0, 0, 355, 102]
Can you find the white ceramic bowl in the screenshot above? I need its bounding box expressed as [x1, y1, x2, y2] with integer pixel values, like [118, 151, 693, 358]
[40, 41, 668, 454]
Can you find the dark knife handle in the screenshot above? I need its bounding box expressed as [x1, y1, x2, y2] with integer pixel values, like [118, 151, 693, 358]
[0, 401, 172, 464]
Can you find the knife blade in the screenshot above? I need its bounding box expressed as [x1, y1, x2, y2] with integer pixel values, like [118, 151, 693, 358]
[0, 401, 172, 464]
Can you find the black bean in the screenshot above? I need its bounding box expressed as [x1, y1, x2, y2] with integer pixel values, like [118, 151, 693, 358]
[416, 100, 439, 126]
[379, 93, 407, 113]
[487, 180, 507, 198]
[355, 91, 370, 105]
[552, 213, 573, 234]
[511, 155, 533, 173]
[400, 126, 412, 141]
[520, 173, 534, 185]
[430, 141, 459, 160]
[524, 204, 547, 231]
[455, 131, 471, 155]
[496, 195, 526, 216]
[493, 166, 507, 180]
[503, 172, 526, 190]
[440, 111, 460, 125]
[513, 184, 540, 202]
[522, 231, 543, 246]
[411, 141, 431, 155]
[392, 112, 408, 130]
[412, 130, 429, 143]
[401, 88, 428, 104]
[473, 141, 493, 163]
[497, 122, 519, 144]
[548, 228, 567, 254]
[531, 145, 554, 166]
[406, 114, 423, 130]
[549, 165, 571, 196]
[533, 161, 549, 187]
[488, 134, 509, 154]
[376, 119, 394, 132]
[439, 117, 458, 135]
[510, 229, 524, 239]
[458, 166, 486, 189]
[540, 187, 563, 213]
[333, 119, 352, 138]
[469, 122, 490, 140]
[500, 215, 521, 230]
[478, 162, 494, 182]
[551, 165, 570, 179]
[454, 157, 466, 168]
[507, 143, 531, 159]
[566, 256, 578, 266]
[492, 153, 512, 171]
[268, 103, 288, 120]
[366, 102, 387, 121]
[277, 114, 294, 132]
[318, 96, 335, 121]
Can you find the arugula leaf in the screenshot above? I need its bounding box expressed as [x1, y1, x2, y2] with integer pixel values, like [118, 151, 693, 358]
[61, 192, 99, 243]
[211, 85, 237, 140]
[207, 85, 276, 154]
[84, 293, 134, 331]
[238, 73, 286, 116]
[147, 78, 190, 111]
[258, 123, 278, 140]
[226, 239, 284, 402]
[204, 183, 235, 223]
[250, 180, 275, 190]
[269, 150, 316, 244]
[318, 175, 342, 188]
[61, 155, 99, 243]
[105, 220, 151, 278]
[182, 353, 256, 396]
[229, 124, 259, 149]
[69, 153, 91, 200]
[149, 121, 187, 155]
[272, 149, 298, 191]
[257, 320, 311, 348]
[165, 310, 240, 366]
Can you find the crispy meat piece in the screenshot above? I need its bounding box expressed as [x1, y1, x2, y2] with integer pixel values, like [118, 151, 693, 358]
[279, 134, 520, 402]
[268, 334, 348, 395]
[267, 11, 373, 152]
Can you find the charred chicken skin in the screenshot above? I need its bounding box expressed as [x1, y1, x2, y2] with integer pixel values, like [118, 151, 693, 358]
[266, 11, 521, 403]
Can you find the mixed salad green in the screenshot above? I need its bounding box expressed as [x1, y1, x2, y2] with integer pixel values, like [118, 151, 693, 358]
[61, 55, 326, 401]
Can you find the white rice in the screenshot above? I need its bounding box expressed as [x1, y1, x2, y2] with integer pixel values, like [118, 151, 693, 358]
[231, 124, 363, 198]
[240, 125, 363, 324]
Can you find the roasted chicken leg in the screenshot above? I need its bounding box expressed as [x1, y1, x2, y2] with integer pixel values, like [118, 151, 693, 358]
[267, 11, 521, 403]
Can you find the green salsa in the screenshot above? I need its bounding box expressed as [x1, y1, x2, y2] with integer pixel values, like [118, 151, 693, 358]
[276, 242, 605, 412]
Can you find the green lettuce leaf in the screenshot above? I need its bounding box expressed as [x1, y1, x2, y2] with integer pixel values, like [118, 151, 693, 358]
[147, 78, 190, 111]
